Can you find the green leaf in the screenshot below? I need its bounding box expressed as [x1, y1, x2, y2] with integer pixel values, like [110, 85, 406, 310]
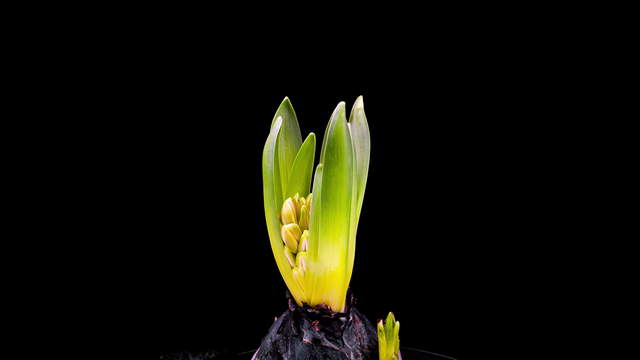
[309, 102, 354, 312]
[378, 320, 387, 358]
[307, 163, 324, 304]
[263, 117, 303, 303]
[345, 96, 371, 292]
[285, 133, 316, 199]
[385, 312, 395, 338]
[273, 97, 303, 197]
[393, 321, 400, 354]
[348, 96, 371, 222]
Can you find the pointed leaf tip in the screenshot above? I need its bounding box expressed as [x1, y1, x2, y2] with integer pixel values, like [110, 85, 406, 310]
[272, 97, 302, 197]
[387, 312, 396, 323]
[330, 102, 347, 122]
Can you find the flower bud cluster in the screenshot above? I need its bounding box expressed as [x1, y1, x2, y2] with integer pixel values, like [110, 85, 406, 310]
[280, 193, 312, 275]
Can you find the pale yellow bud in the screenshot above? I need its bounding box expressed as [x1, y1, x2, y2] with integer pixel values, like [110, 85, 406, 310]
[299, 230, 309, 252]
[284, 246, 295, 268]
[299, 204, 309, 230]
[293, 193, 302, 219]
[295, 251, 307, 272]
[298, 196, 306, 209]
[281, 223, 300, 253]
[281, 198, 297, 225]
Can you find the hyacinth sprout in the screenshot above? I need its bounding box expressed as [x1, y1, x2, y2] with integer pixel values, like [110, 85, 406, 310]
[378, 312, 401, 360]
[262, 96, 370, 313]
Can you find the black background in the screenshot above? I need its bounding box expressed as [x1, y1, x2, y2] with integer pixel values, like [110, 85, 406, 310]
[18, 7, 601, 359]
[153, 80, 553, 359]
[145, 19, 568, 354]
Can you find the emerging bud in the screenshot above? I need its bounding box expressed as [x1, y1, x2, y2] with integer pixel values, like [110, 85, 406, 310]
[284, 246, 295, 268]
[299, 204, 309, 230]
[378, 312, 401, 360]
[281, 197, 298, 225]
[281, 223, 301, 253]
[295, 251, 307, 272]
[299, 230, 309, 252]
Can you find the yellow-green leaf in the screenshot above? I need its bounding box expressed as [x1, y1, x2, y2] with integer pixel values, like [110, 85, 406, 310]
[272, 97, 302, 197]
[286, 133, 316, 199]
[345, 95, 371, 295]
[263, 117, 303, 303]
[309, 102, 354, 312]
